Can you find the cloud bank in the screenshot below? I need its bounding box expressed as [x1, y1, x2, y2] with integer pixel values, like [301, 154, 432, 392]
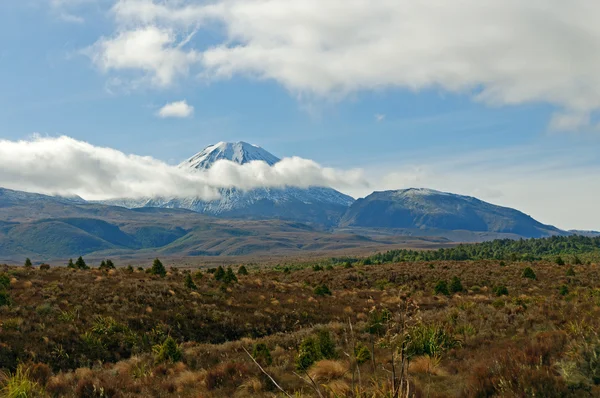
[0, 136, 366, 200]
[82, 0, 600, 131]
[157, 100, 194, 118]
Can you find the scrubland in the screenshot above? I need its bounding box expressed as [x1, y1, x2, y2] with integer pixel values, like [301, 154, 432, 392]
[1, 256, 600, 397]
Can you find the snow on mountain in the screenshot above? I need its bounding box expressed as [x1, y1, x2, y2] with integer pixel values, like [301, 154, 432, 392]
[180, 141, 280, 170]
[101, 142, 354, 226]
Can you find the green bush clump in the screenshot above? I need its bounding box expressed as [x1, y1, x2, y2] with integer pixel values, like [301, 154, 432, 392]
[566, 267, 576, 277]
[449, 276, 464, 293]
[313, 284, 332, 296]
[238, 265, 248, 275]
[153, 336, 182, 363]
[355, 343, 371, 364]
[150, 258, 166, 277]
[434, 280, 450, 296]
[367, 309, 392, 336]
[24, 258, 32, 268]
[252, 343, 272, 366]
[406, 324, 461, 358]
[0, 273, 10, 290]
[495, 285, 509, 296]
[0, 290, 10, 307]
[223, 267, 238, 284]
[522, 267, 537, 280]
[214, 266, 225, 281]
[556, 256, 565, 266]
[184, 273, 197, 290]
[296, 330, 337, 370]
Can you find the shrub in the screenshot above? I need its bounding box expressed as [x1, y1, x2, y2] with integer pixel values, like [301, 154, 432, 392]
[296, 337, 321, 370]
[252, 343, 272, 366]
[0, 273, 10, 290]
[194, 270, 203, 279]
[312, 264, 324, 271]
[238, 265, 249, 275]
[67, 259, 75, 269]
[214, 266, 225, 281]
[317, 329, 337, 359]
[126, 265, 134, 273]
[223, 267, 238, 284]
[0, 291, 10, 307]
[75, 256, 89, 270]
[39, 263, 50, 271]
[574, 255, 583, 265]
[367, 308, 391, 335]
[449, 276, 464, 294]
[150, 258, 166, 277]
[184, 273, 197, 290]
[0, 364, 44, 397]
[566, 267, 576, 277]
[495, 285, 509, 296]
[434, 280, 450, 296]
[24, 258, 32, 268]
[406, 324, 461, 358]
[559, 285, 569, 296]
[343, 262, 353, 269]
[314, 284, 332, 296]
[153, 336, 182, 363]
[499, 261, 506, 267]
[556, 256, 565, 266]
[522, 267, 537, 280]
[354, 343, 371, 365]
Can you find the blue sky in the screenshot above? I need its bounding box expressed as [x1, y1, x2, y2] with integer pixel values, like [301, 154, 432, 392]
[1, 1, 600, 229]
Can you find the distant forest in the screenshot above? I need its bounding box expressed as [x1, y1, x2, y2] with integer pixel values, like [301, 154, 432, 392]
[355, 235, 600, 264]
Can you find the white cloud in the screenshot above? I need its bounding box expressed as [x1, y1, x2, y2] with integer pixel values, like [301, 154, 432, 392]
[85, 0, 600, 130]
[85, 26, 200, 87]
[157, 100, 194, 118]
[375, 114, 385, 122]
[0, 136, 366, 201]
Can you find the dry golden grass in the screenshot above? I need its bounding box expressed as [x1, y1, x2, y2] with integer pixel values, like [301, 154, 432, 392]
[409, 356, 447, 376]
[308, 360, 349, 382]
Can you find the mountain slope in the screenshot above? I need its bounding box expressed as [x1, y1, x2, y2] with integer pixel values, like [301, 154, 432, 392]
[103, 141, 354, 226]
[340, 188, 565, 238]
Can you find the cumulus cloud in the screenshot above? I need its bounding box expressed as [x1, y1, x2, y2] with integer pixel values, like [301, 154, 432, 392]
[83, 0, 600, 130]
[157, 100, 194, 118]
[0, 136, 366, 200]
[85, 26, 200, 87]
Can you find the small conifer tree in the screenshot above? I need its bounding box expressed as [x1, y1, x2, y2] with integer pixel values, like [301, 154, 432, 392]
[214, 266, 225, 281]
[223, 267, 238, 284]
[434, 280, 450, 296]
[238, 265, 248, 275]
[449, 276, 464, 293]
[150, 258, 166, 277]
[75, 256, 88, 270]
[184, 273, 197, 290]
[522, 267, 537, 280]
[24, 258, 32, 268]
[67, 259, 75, 269]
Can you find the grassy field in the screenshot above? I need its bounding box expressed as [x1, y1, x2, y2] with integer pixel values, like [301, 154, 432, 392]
[1, 255, 600, 397]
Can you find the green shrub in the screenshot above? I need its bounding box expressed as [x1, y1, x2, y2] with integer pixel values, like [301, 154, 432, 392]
[24, 258, 32, 268]
[522, 267, 537, 280]
[184, 273, 197, 290]
[317, 329, 336, 359]
[214, 266, 225, 281]
[39, 263, 50, 271]
[223, 267, 238, 284]
[150, 258, 166, 277]
[75, 256, 89, 270]
[313, 284, 332, 296]
[237, 265, 248, 275]
[449, 276, 464, 293]
[355, 343, 371, 364]
[126, 265, 134, 273]
[494, 285, 509, 296]
[252, 343, 272, 366]
[434, 280, 450, 296]
[296, 337, 321, 370]
[67, 259, 75, 269]
[566, 267, 576, 277]
[559, 285, 569, 296]
[574, 256, 583, 265]
[0, 364, 44, 398]
[406, 324, 461, 358]
[153, 336, 182, 363]
[367, 308, 391, 336]
[194, 270, 203, 279]
[0, 290, 10, 307]
[312, 264, 324, 271]
[556, 256, 565, 266]
[343, 262, 353, 269]
[0, 273, 10, 290]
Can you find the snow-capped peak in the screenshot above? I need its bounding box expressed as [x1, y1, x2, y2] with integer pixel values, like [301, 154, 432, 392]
[179, 141, 281, 170]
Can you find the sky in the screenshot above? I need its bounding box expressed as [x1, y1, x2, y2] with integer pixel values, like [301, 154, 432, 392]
[0, 0, 599, 230]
